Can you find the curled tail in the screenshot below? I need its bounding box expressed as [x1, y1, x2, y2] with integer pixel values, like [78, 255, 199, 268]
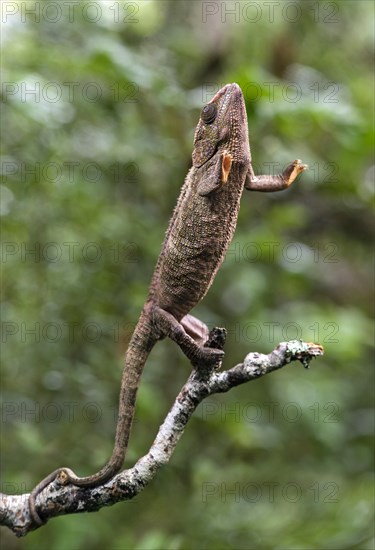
[29, 310, 157, 524]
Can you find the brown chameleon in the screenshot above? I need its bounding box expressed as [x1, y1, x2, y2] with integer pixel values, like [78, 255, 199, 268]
[29, 83, 307, 524]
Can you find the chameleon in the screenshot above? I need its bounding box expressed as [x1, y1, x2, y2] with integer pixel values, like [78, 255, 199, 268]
[29, 83, 307, 524]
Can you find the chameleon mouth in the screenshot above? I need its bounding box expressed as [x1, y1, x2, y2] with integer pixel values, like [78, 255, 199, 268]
[209, 83, 231, 103]
[209, 83, 241, 104]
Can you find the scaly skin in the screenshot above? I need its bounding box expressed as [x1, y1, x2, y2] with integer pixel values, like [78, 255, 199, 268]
[29, 83, 307, 525]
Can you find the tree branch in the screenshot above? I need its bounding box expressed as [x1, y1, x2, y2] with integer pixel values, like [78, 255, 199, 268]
[0, 338, 323, 537]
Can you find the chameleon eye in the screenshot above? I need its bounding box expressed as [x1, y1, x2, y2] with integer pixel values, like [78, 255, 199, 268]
[201, 103, 217, 124]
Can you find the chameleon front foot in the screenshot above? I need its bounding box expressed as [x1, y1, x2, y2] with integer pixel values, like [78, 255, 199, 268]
[283, 159, 308, 186]
[245, 158, 307, 192]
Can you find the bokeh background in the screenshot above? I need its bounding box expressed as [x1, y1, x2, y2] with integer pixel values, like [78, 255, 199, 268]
[1, 1, 374, 549]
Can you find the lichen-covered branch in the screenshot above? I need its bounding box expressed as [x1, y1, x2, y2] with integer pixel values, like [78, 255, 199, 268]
[0, 338, 323, 537]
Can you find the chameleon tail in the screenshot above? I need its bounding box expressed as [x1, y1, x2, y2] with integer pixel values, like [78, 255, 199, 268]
[29, 309, 157, 525]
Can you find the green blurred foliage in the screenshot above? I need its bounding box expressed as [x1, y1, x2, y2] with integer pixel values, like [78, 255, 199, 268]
[1, 1, 374, 549]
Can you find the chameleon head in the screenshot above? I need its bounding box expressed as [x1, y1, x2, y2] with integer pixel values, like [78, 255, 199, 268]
[192, 83, 251, 168]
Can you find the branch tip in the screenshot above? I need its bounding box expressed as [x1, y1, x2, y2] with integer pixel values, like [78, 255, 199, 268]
[282, 340, 324, 368]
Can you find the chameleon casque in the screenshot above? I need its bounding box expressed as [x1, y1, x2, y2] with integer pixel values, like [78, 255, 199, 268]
[29, 83, 307, 524]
